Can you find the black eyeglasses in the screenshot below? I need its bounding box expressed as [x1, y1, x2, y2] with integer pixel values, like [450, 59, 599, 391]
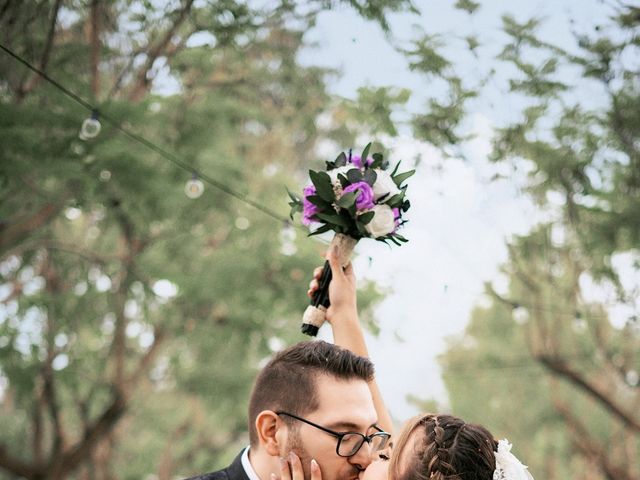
[276, 411, 391, 457]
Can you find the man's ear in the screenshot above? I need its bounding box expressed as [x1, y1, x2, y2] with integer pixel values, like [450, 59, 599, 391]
[255, 410, 285, 456]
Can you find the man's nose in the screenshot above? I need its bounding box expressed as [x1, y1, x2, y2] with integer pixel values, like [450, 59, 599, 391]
[348, 442, 374, 469]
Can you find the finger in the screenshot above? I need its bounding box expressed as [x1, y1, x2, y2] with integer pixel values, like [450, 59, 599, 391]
[288, 452, 304, 480]
[308, 279, 319, 292]
[313, 266, 323, 279]
[310, 459, 322, 480]
[279, 457, 292, 480]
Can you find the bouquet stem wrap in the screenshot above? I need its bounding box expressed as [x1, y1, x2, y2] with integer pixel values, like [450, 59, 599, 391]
[301, 234, 358, 336]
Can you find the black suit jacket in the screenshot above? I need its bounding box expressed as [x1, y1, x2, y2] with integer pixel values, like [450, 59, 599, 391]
[185, 450, 251, 480]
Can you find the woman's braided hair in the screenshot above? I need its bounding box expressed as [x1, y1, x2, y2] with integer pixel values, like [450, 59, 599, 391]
[389, 414, 497, 480]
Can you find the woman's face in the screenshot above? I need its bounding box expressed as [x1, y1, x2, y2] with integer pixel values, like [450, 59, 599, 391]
[358, 431, 421, 480]
[357, 454, 389, 480]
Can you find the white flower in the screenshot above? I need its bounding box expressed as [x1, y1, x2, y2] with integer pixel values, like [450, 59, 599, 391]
[372, 169, 400, 201]
[364, 204, 396, 238]
[493, 440, 534, 480]
[328, 165, 358, 185]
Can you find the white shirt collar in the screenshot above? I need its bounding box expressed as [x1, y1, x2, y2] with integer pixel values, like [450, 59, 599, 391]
[241, 447, 263, 480]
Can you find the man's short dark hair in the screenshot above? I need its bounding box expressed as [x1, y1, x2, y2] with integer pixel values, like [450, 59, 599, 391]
[247, 340, 374, 446]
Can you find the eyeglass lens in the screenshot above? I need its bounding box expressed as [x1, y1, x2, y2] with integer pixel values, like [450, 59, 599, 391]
[339, 433, 388, 456]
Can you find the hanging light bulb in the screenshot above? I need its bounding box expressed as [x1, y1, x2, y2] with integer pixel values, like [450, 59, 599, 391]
[572, 311, 587, 332]
[185, 174, 204, 199]
[512, 304, 530, 325]
[79, 110, 101, 140]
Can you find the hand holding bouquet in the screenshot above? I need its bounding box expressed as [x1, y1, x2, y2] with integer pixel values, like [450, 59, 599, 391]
[288, 143, 414, 335]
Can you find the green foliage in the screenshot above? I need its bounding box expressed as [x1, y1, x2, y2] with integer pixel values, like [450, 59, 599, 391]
[338, 87, 411, 137]
[405, 33, 451, 77]
[412, 76, 477, 147]
[341, 0, 420, 32]
[0, 2, 395, 478]
[436, 5, 640, 479]
[454, 0, 480, 15]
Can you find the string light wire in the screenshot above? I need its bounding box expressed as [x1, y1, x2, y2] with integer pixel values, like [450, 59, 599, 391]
[0, 42, 297, 227]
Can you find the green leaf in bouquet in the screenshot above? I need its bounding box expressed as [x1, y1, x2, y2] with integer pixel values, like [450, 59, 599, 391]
[315, 212, 351, 227]
[338, 173, 350, 188]
[325, 161, 336, 170]
[393, 233, 409, 243]
[308, 224, 334, 236]
[335, 152, 347, 167]
[393, 169, 415, 187]
[355, 220, 369, 237]
[286, 186, 301, 204]
[363, 169, 377, 186]
[309, 170, 335, 202]
[402, 199, 411, 212]
[360, 143, 372, 165]
[387, 235, 402, 246]
[358, 211, 375, 225]
[370, 152, 384, 169]
[385, 191, 405, 207]
[337, 191, 358, 209]
[391, 160, 402, 177]
[289, 202, 302, 220]
[347, 169, 363, 184]
[306, 194, 331, 208]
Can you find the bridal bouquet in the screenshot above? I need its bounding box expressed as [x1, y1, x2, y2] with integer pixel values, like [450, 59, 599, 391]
[288, 143, 414, 335]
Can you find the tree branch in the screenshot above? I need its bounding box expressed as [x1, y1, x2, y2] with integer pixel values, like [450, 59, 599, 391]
[128, 0, 195, 101]
[3, 239, 119, 266]
[107, 47, 146, 99]
[537, 354, 640, 431]
[42, 252, 68, 455]
[0, 443, 36, 478]
[552, 395, 634, 480]
[50, 388, 127, 478]
[157, 421, 190, 480]
[126, 326, 166, 390]
[90, 0, 100, 98]
[16, 0, 63, 100]
[0, 200, 67, 256]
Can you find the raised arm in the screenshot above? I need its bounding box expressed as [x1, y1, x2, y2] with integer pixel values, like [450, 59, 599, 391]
[308, 246, 394, 434]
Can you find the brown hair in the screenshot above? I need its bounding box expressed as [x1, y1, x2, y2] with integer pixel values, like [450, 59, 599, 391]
[390, 414, 497, 480]
[247, 340, 374, 446]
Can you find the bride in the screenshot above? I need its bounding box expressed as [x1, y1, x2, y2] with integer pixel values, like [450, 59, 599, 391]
[282, 246, 533, 480]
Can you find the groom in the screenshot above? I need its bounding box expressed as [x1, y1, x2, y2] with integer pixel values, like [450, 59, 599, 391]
[186, 249, 390, 480]
[185, 340, 387, 480]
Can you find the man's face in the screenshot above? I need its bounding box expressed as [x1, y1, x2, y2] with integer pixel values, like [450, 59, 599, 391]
[283, 374, 379, 480]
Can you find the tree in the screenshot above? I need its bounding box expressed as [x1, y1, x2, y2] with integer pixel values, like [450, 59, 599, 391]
[0, 1, 405, 477]
[432, 4, 639, 479]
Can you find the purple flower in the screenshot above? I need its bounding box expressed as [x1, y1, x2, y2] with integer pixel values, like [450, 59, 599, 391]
[343, 181, 375, 210]
[350, 155, 372, 169]
[302, 184, 320, 225]
[392, 207, 401, 231]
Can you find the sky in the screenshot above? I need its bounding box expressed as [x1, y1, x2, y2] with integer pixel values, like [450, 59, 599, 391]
[296, 0, 616, 422]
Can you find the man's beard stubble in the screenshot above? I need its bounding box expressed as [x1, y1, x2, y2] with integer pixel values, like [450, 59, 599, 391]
[284, 428, 362, 480]
[285, 428, 313, 480]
